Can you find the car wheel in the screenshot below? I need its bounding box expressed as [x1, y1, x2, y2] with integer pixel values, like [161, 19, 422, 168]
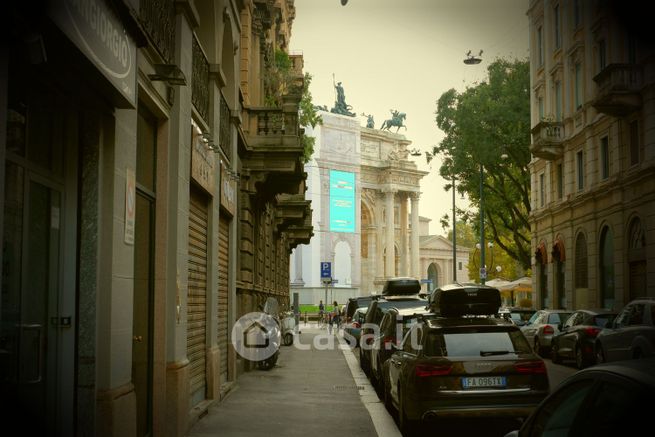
[596, 344, 605, 364]
[551, 343, 562, 364]
[575, 345, 585, 369]
[633, 349, 642, 359]
[283, 332, 293, 346]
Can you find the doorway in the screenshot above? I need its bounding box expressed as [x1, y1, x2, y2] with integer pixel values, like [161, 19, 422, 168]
[132, 108, 157, 437]
[1, 73, 77, 434]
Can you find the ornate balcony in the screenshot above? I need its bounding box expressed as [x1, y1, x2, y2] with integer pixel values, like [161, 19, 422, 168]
[592, 64, 643, 117]
[530, 121, 565, 161]
[286, 208, 314, 250]
[241, 93, 305, 198]
[275, 194, 311, 232]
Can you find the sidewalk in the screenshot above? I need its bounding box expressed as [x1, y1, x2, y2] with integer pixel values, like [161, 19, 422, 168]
[187, 325, 400, 437]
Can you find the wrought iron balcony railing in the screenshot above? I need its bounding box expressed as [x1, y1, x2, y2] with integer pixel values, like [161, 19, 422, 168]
[192, 34, 210, 123]
[140, 0, 175, 63]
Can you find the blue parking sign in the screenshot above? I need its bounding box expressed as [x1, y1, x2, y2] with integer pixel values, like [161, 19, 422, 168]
[321, 262, 331, 279]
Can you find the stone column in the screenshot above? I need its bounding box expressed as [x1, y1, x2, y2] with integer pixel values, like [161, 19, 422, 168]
[384, 189, 396, 277]
[293, 245, 304, 284]
[376, 195, 384, 279]
[400, 193, 409, 276]
[410, 193, 420, 279]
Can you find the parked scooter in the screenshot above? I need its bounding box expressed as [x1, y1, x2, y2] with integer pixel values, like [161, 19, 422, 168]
[280, 309, 300, 346]
[255, 297, 281, 370]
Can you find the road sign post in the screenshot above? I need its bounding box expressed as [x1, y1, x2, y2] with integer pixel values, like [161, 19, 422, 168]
[321, 262, 331, 315]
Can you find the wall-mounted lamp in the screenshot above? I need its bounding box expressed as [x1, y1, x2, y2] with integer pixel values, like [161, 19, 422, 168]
[149, 64, 187, 86]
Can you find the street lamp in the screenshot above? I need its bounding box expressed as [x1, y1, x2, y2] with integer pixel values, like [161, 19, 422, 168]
[410, 148, 458, 283]
[452, 176, 457, 282]
[479, 164, 487, 284]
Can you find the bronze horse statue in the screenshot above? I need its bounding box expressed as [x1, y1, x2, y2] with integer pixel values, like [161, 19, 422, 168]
[380, 110, 406, 132]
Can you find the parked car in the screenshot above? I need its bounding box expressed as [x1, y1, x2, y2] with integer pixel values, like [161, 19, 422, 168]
[503, 358, 655, 437]
[369, 306, 430, 390]
[359, 278, 426, 376]
[344, 295, 374, 324]
[343, 307, 367, 347]
[384, 316, 549, 434]
[359, 295, 427, 376]
[521, 309, 573, 356]
[550, 309, 617, 369]
[498, 307, 536, 327]
[595, 298, 655, 364]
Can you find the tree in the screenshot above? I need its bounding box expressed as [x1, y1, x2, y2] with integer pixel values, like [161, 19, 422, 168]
[299, 72, 322, 163]
[433, 58, 532, 270]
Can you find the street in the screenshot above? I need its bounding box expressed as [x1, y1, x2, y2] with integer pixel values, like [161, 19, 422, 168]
[189, 324, 578, 437]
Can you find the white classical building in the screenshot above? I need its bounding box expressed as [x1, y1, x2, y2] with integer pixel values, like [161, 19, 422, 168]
[291, 111, 470, 304]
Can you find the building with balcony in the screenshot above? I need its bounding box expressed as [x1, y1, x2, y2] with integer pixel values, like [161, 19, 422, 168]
[1, 0, 310, 436]
[527, 0, 655, 312]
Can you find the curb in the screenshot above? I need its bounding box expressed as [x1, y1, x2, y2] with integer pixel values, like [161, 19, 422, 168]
[336, 333, 402, 437]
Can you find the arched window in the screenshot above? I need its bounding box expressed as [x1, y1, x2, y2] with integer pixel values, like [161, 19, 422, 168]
[552, 238, 566, 309]
[628, 217, 647, 301]
[536, 243, 549, 308]
[428, 263, 439, 292]
[574, 232, 588, 289]
[599, 227, 615, 309]
[334, 241, 352, 286]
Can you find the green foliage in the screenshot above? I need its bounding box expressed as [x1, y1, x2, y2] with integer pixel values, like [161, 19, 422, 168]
[433, 58, 532, 270]
[299, 72, 322, 163]
[264, 48, 292, 107]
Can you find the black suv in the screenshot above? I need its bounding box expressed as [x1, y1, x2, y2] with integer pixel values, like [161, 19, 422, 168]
[344, 295, 374, 324]
[369, 306, 430, 391]
[359, 277, 426, 376]
[384, 315, 549, 434]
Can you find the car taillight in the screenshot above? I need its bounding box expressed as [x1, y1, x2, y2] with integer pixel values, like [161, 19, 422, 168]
[543, 325, 554, 335]
[514, 360, 547, 374]
[415, 364, 452, 377]
[353, 322, 360, 328]
[584, 327, 600, 337]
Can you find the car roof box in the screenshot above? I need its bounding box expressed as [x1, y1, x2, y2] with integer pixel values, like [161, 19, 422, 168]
[381, 277, 421, 296]
[428, 283, 501, 317]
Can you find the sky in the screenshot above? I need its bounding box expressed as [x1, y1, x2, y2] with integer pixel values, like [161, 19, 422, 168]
[289, 0, 529, 236]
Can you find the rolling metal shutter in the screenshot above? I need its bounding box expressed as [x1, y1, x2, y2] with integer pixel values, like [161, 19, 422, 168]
[187, 188, 208, 403]
[218, 214, 230, 384]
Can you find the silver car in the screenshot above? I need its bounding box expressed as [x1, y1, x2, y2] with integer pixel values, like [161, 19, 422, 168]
[595, 298, 655, 363]
[521, 309, 573, 356]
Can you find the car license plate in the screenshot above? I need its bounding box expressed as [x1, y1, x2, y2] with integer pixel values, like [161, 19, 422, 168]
[462, 376, 506, 389]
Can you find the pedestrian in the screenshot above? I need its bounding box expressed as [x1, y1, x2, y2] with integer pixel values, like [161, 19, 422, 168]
[318, 300, 325, 328]
[329, 300, 340, 335]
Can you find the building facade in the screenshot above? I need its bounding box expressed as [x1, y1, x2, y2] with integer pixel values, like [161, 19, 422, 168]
[290, 111, 469, 302]
[1, 0, 310, 436]
[527, 0, 655, 311]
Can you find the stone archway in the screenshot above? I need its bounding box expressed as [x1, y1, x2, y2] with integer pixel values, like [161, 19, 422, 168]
[427, 263, 439, 292]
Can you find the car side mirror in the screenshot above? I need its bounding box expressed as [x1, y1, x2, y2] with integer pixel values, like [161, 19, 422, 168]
[557, 323, 564, 331]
